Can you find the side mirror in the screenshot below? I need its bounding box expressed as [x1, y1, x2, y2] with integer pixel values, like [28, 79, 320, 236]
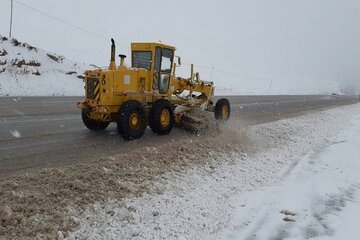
[177, 56, 181, 66]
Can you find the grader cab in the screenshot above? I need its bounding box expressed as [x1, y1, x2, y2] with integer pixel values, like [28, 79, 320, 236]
[78, 39, 230, 140]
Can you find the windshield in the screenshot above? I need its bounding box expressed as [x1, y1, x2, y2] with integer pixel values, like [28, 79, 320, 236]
[132, 51, 152, 70]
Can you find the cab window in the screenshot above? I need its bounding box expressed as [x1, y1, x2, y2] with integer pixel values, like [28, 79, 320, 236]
[161, 48, 173, 73]
[132, 51, 152, 70]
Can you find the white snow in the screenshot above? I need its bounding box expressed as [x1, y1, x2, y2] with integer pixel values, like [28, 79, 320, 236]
[64, 103, 360, 240]
[226, 109, 360, 240]
[0, 35, 86, 96]
[215, 87, 243, 96]
[9, 129, 21, 138]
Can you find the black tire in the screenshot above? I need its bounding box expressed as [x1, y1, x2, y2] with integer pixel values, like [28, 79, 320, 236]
[214, 98, 231, 121]
[149, 99, 174, 135]
[81, 109, 109, 131]
[117, 100, 146, 140]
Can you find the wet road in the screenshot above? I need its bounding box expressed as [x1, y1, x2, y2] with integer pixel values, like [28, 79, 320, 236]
[0, 95, 358, 177]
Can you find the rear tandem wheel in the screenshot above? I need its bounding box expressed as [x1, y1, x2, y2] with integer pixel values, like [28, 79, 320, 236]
[117, 100, 147, 140]
[149, 99, 175, 135]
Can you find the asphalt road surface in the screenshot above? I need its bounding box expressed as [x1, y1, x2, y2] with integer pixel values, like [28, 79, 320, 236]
[0, 95, 358, 177]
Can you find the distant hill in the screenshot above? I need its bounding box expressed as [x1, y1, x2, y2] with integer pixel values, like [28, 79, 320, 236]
[0, 35, 86, 96]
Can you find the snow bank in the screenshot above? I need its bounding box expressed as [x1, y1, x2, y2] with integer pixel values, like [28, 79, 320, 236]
[65, 103, 360, 240]
[215, 87, 242, 96]
[0, 35, 86, 96]
[226, 108, 360, 240]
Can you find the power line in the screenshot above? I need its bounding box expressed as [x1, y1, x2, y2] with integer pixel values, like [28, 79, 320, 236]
[13, 0, 129, 49]
[10, 0, 270, 81]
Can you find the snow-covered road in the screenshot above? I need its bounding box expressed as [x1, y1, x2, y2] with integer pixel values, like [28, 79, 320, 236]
[65, 103, 360, 240]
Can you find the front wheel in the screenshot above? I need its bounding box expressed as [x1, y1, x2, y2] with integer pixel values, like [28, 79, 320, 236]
[117, 100, 147, 140]
[81, 109, 109, 131]
[214, 98, 231, 121]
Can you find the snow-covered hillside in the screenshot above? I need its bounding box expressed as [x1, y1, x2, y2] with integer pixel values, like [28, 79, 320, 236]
[0, 35, 85, 96]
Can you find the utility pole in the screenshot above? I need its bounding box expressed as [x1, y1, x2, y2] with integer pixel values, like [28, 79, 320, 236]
[268, 77, 273, 92]
[9, 0, 13, 38]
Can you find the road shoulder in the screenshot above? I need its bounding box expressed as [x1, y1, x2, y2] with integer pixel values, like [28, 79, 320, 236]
[63, 103, 359, 239]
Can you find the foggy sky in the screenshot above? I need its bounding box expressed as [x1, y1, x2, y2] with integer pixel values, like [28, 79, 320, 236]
[0, 0, 359, 94]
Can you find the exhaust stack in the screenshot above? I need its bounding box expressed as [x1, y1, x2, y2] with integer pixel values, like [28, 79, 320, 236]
[109, 38, 116, 70]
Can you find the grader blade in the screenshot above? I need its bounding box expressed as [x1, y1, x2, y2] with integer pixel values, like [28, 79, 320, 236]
[178, 114, 205, 133]
[181, 114, 204, 125]
[177, 108, 217, 134]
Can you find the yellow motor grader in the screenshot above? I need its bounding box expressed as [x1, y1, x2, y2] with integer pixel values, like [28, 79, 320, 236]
[78, 39, 230, 140]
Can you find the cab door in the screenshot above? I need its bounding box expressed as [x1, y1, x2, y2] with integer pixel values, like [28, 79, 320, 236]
[153, 47, 174, 94]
